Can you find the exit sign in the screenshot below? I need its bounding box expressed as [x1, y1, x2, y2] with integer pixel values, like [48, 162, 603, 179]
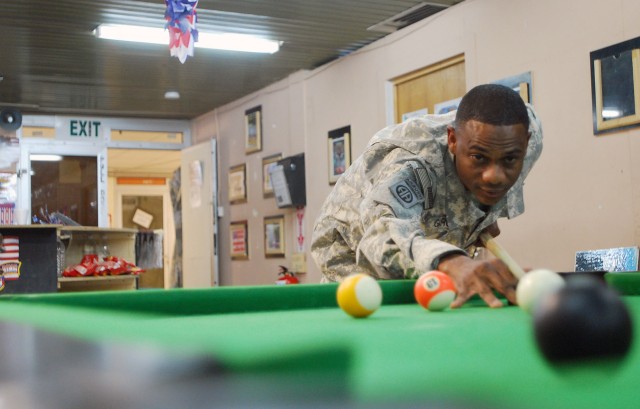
[56, 118, 104, 140]
[69, 119, 101, 138]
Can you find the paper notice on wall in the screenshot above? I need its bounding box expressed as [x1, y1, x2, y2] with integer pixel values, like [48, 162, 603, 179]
[291, 253, 306, 273]
[189, 160, 203, 208]
[132, 208, 154, 229]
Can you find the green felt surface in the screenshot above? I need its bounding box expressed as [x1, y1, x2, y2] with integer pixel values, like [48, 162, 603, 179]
[606, 272, 640, 295]
[1, 281, 639, 408]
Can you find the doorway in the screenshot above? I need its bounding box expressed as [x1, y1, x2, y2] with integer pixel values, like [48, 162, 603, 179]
[113, 180, 174, 289]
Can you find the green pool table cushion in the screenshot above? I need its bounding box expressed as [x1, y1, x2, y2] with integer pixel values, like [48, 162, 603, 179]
[605, 272, 640, 295]
[0, 280, 418, 315]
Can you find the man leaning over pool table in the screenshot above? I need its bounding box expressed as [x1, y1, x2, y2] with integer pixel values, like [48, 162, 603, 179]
[311, 84, 543, 309]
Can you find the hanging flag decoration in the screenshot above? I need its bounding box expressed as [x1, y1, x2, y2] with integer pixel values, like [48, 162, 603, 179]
[165, 0, 199, 63]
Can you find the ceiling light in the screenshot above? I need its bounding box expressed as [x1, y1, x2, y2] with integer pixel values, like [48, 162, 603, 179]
[164, 91, 180, 100]
[30, 154, 63, 162]
[94, 24, 280, 54]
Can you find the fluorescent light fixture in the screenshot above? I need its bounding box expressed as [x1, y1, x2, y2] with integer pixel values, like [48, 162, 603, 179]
[94, 24, 280, 54]
[30, 154, 63, 162]
[164, 91, 180, 100]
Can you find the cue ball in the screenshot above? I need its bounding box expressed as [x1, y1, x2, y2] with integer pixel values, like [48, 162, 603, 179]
[516, 269, 566, 313]
[414, 271, 457, 311]
[533, 276, 633, 365]
[337, 274, 382, 318]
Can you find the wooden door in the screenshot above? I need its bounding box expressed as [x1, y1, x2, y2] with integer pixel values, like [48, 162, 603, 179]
[393, 54, 466, 123]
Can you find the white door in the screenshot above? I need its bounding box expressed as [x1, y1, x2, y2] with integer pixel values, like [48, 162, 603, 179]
[180, 139, 218, 287]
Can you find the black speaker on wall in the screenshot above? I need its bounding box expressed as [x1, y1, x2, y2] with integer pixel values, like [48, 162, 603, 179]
[0, 108, 22, 131]
[270, 153, 306, 208]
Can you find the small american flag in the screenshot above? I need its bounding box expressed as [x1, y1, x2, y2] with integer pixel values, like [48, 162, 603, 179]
[0, 235, 20, 280]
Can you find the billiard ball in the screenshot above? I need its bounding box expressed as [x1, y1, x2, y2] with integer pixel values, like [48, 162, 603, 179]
[516, 269, 565, 313]
[533, 275, 633, 365]
[414, 271, 457, 311]
[337, 274, 383, 318]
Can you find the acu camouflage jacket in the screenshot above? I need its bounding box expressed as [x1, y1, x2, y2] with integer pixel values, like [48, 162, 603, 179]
[311, 105, 543, 282]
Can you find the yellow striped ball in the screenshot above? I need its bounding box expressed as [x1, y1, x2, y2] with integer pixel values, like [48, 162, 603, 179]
[337, 274, 383, 318]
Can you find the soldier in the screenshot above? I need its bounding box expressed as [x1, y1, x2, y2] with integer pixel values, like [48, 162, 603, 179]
[311, 84, 543, 308]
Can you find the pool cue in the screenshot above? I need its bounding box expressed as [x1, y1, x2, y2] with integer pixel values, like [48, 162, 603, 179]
[479, 232, 526, 279]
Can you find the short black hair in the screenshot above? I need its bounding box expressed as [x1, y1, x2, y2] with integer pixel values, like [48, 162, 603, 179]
[454, 84, 529, 130]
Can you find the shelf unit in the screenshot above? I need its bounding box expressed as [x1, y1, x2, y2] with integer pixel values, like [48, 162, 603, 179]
[58, 226, 139, 292]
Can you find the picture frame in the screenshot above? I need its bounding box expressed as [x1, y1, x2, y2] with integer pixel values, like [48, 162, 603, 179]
[228, 164, 247, 204]
[264, 215, 285, 257]
[493, 71, 533, 104]
[327, 125, 351, 185]
[434, 97, 462, 115]
[262, 153, 282, 198]
[245, 105, 262, 154]
[590, 37, 640, 135]
[230, 220, 249, 260]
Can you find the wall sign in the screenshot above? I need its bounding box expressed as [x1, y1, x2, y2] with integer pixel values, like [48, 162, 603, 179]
[56, 118, 104, 140]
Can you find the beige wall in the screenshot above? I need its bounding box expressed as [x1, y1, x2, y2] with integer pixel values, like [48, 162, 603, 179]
[193, 0, 640, 285]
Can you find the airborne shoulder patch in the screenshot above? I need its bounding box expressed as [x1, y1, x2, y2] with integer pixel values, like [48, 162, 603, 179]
[389, 178, 424, 209]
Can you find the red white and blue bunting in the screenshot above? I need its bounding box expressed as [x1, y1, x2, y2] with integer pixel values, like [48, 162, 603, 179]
[165, 0, 199, 63]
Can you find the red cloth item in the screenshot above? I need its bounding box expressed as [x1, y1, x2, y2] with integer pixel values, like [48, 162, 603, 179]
[63, 255, 144, 277]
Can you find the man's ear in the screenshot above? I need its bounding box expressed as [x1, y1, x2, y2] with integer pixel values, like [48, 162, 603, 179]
[447, 126, 457, 155]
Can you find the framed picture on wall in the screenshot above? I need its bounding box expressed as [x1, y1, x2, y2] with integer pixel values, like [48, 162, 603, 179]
[493, 71, 533, 104]
[262, 153, 282, 198]
[264, 215, 285, 257]
[590, 37, 640, 134]
[245, 105, 262, 154]
[434, 97, 462, 115]
[327, 125, 351, 185]
[230, 220, 249, 260]
[228, 163, 247, 204]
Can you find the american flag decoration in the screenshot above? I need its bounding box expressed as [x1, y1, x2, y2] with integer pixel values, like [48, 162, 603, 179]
[0, 235, 21, 291]
[165, 0, 199, 63]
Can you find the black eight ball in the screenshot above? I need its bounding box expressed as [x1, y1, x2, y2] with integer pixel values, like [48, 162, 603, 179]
[533, 275, 633, 365]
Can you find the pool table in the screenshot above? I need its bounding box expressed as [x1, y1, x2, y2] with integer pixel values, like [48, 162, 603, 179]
[0, 278, 638, 409]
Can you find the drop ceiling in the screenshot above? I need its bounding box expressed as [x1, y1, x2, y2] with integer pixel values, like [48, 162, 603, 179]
[0, 0, 463, 121]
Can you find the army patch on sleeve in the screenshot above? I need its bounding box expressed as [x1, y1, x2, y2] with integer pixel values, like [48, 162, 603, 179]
[389, 178, 424, 208]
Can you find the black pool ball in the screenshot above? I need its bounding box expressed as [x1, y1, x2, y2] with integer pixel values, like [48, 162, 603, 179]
[533, 276, 633, 365]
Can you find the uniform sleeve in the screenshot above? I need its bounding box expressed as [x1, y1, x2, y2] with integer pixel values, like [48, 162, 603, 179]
[356, 164, 465, 279]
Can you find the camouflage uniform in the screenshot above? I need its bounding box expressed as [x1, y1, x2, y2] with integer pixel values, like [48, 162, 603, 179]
[311, 105, 543, 282]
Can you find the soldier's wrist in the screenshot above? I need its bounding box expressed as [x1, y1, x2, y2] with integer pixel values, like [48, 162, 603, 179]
[432, 249, 467, 271]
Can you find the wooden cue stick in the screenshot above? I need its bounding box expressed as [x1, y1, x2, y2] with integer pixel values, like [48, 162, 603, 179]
[479, 232, 526, 279]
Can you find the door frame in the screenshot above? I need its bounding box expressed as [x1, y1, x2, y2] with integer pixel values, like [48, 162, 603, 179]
[113, 182, 174, 289]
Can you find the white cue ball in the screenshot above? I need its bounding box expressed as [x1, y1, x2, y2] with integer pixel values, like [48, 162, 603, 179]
[516, 268, 566, 313]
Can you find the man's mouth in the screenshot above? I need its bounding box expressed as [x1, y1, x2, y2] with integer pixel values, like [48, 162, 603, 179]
[479, 188, 505, 201]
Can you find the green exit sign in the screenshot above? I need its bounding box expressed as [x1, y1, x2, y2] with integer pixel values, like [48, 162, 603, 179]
[69, 120, 101, 138]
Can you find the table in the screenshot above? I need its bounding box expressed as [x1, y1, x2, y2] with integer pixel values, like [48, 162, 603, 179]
[0, 280, 638, 409]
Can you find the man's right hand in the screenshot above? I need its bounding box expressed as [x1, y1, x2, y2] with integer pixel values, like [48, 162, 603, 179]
[436, 253, 518, 308]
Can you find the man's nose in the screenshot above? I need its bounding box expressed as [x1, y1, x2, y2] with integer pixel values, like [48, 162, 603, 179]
[482, 163, 506, 184]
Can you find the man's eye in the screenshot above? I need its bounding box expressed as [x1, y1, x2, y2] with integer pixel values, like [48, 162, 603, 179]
[470, 154, 485, 161]
[503, 156, 519, 165]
